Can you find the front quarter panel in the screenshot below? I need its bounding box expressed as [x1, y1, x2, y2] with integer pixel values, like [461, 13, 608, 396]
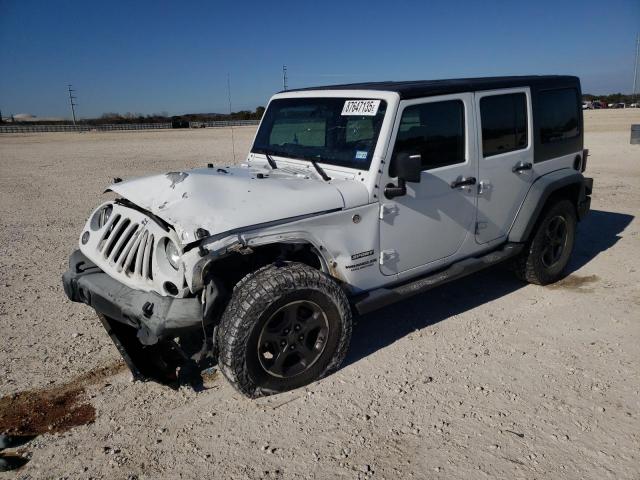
[192, 204, 386, 294]
[243, 204, 384, 292]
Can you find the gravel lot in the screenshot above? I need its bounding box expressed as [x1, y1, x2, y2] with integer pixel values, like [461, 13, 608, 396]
[1, 110, 639, 479]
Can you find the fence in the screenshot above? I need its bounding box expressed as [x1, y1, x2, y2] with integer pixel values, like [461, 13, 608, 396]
[0, 123, 171, 133]
[0, 120, 260, 133]
[189, 120, 260, 128]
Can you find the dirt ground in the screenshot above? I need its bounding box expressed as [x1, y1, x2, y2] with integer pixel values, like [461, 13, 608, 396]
[0, 110, 639, 479]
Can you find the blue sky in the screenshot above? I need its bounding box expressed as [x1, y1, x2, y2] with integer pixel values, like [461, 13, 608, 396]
[1, 0, 638, 119]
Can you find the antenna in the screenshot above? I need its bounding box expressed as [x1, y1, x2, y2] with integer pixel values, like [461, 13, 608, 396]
[227, 73, 237, 163]
[282, 65, 288, 91]
[67, 84, 77, 127]
[633, 33, 639, 102]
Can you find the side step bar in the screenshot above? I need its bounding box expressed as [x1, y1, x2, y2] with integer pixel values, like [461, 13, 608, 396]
[353, 242, 524, 315]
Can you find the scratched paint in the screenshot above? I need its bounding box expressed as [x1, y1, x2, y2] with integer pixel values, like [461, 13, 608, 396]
[165, 171, 189, 189]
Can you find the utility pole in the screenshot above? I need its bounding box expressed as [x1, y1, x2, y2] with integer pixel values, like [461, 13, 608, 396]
[227, 73, 236, 163]
[633, 33, 639, 102]
[67, 84, 77, 126]
[282, 65, 288, 91]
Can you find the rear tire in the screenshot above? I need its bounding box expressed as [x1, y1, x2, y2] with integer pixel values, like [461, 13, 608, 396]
[513, 199, 577, 285]
[217, 262, 352, 398]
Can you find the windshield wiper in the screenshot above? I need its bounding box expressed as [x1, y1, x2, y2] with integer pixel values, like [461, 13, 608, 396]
[264, 152, 278, 169]
[310, 159, 331, 182]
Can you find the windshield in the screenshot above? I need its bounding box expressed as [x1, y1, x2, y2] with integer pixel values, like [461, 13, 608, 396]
[252, 97, 387, 170]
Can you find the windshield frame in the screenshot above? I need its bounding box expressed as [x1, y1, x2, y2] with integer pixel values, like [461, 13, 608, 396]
[251, 95, 390, 171]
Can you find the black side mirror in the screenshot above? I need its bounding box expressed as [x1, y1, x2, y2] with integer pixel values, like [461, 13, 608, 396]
[384, 153, 422, 199]
[395, 153, 422, 183]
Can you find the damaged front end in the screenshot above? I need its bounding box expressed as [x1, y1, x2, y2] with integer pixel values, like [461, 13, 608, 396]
[62, 184, 228, 388]
[62, 165, 348, 386]
[62, 250, 219, 385]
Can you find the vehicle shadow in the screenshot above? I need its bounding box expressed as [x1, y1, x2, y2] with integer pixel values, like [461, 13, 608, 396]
[344, 209, 634, 367]
[568, 209, 634, 273]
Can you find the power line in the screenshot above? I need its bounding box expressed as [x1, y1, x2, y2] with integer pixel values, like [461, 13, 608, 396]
[67, 84, 77, 127]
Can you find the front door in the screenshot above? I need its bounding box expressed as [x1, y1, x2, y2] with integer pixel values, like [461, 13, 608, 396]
[379, 93, 478, 275]
[474, 88, 534, 244]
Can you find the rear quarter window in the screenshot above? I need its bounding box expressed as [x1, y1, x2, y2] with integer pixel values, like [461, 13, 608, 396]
[538, 88, 580, 143]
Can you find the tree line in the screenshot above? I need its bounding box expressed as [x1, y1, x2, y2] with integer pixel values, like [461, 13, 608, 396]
[87, 106, 265, 125]
[1, 107, 265, 125]
[582, 93, 638, 104]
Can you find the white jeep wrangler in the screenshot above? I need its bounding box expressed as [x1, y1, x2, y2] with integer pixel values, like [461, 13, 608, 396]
[63, 76, 593, 397]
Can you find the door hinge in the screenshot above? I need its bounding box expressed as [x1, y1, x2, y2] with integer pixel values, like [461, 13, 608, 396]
[379, 249, 398, 265]
[478, 180, 491, 195]
[379, 203, 398, 220]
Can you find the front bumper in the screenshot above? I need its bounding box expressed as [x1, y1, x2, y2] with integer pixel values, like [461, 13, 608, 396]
[62, 250, 206, 383]
[63, 250, 202, 344]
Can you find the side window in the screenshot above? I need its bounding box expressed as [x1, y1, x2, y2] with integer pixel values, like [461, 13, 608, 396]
[538, 88, 580, 143]
[393, 100, 465, 171]
[480, 93, 528, 157]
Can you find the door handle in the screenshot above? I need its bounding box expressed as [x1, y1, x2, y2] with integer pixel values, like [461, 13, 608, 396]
[450, 176, 477, 189]
[512, 162, 533, 173]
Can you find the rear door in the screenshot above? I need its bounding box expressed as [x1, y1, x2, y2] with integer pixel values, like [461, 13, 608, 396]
[475, 88, 534, 244]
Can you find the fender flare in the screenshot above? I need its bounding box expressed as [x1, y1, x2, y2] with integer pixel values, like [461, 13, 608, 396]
[508, 170, 586, 243]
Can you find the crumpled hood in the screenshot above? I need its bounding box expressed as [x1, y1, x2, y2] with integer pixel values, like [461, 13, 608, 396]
[109, 165, 368, 245]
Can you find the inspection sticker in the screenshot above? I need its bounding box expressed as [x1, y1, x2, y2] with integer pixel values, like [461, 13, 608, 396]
[341, 99, 380, 116]
[355, 150, 368, 160]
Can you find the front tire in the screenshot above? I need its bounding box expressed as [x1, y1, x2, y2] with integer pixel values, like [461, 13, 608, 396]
[217, 262, 352, 398]
[513, 199, 577, 285]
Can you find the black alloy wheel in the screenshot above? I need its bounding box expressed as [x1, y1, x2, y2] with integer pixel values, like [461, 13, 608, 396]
[540, 215, 569, 268]
[257, 300, 329, 378]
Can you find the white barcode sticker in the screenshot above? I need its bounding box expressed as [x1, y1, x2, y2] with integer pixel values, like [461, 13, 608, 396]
[341, 99, 381, 116]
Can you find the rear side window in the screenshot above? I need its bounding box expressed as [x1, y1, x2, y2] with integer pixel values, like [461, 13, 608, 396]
[480, 93, 528, 157]
[393, 100, 465, 171]
[538, 88, 580, 143]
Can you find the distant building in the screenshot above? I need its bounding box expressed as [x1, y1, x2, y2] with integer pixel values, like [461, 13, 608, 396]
[10, 113, 66, 122]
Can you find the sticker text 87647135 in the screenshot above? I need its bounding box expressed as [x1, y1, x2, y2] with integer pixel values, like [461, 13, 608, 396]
[341, 100, 381, 116]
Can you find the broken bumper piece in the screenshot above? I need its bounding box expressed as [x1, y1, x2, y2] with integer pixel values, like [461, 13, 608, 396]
[62, 250, 204, 383]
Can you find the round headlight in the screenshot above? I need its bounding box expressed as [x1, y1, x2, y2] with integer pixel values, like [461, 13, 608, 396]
[165, 240, 180, 270]
[93, 205, 112, 229]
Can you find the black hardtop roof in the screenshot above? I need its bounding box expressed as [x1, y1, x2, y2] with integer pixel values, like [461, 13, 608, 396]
[285, 75, 580, 99]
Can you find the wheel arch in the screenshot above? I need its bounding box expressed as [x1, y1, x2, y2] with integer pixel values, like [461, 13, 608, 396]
[194, 236, 336, 295]
[509, 170, 585, 243]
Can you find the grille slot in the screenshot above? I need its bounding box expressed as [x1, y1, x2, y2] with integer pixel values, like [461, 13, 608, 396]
[104, 218, 130, 258]
[141, 233, 154, 280]
[112, 223, 138, 264]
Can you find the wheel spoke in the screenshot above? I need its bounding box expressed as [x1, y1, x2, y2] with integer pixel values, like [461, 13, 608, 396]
[260, 329, 283, 345]
[270, 350, 291, 376]
[283, 304, 299, 327]
[545, 227, 554, 240]
[553, 244, 563, 262]
[297, 341, 316, 363]
[302, 311, 325, 332]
